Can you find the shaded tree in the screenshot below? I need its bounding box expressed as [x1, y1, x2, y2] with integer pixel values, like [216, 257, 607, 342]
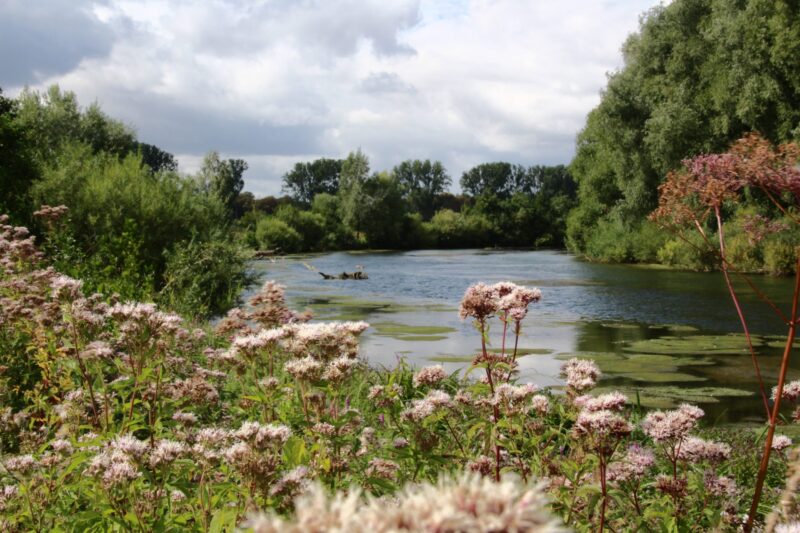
[197, 151, 248, 218]
[0, 88, 37, 223]
[282, 158, 342, 205]
[393, 159, 451, 219]
[338, 149, 371, 237]
[460, 162, 527, 198]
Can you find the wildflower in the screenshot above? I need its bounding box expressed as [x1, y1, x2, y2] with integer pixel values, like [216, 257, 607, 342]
[171, 489, 187, 503]
[111, 434, 149, 459]
[311, 423, 336, 437]
[575, 391, 627, 412]
[607, 444, 655, 483]
[467, 455, 495, 477]
[271, 466, 310, 497]
[169, 375, 219, 405]
[641, 404, 704, 442]
[359, 427, 377, 452]
[0, 485, 18, 512]
[150, 439, 188, 467]
[365, 458, 399, 480]
[50, 275, 83, 300]
[774, 381, 800, 402]
[459, 283, 498, 321]
[393, 437, 409, 449]
[677, 437, 731, 463]
[574, 409, 632, 439]
[773, 435, 793, 451]
[234, 421, 292, 449]
[703, 472, 737, 498]
[246, 474, 560, 532]
[79, 340, 114, 361]
[172, 411, 198, 425]
[401, 398, 436, 422]
[322, 356, 359, 382]
[531, 394, 549, 415]
[4, 455, 36, 474]
[560, 358, 600, 392]
[51, 439, 73, 455]
[284, 357, 323, 381]
[413, 365, 447, 387]
[655, 474, 687, 499]
[101, 458, 141, 488]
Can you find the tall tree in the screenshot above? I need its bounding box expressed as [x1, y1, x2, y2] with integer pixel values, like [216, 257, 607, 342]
[338, 149, 370, 235]
[0, 88, 37, 223]
[282, 158, 342, 205]
[568, 0, 800, 260]
[393, 159, 450, 219]
[460, 162, 527, 198]
[197, 151, 248, 218]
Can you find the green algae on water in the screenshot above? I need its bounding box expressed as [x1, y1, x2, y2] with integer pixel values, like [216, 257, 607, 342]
[623, 334, 761, 355]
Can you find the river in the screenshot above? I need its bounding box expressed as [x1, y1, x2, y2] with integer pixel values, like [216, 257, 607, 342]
[244, 249, 798, 423]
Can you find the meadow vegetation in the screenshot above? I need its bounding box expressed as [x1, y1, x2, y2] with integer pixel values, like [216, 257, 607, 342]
[1, 216, 799, 532]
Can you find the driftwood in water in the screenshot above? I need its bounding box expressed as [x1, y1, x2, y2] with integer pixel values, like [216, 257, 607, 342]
[318, 271, 369, 280]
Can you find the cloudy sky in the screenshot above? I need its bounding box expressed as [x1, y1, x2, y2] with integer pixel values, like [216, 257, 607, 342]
[1, 0, 662, 196]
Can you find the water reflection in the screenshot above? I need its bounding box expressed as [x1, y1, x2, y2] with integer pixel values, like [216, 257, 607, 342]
[246, 249, 796, 423]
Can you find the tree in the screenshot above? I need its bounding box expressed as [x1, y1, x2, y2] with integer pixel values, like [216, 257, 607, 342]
[135, 142, 178, 173]
[0, 88, 37, 223]
[338, 149, 371, 236]
[282, 158, 342, 205]
[568, 0, 800, 261]
[392, 159, 451, 219]
[197, 151, 248, 217]
[460, 162, 527, 198]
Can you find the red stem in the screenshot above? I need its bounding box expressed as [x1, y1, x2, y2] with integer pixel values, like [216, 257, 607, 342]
[715, 207, 770, 417]
[745, 255, 800, 532]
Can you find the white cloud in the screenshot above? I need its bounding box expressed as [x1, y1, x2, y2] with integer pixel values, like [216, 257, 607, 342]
[2, 0, 662, 195]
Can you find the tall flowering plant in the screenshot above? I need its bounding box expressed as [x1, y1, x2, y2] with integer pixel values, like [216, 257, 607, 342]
[650, 134, 800, 531]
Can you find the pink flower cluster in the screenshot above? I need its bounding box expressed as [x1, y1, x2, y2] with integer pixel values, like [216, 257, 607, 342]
[560, 358, 601, 393]
[458, 281, 541, 321]
[641, 404, 704, 443]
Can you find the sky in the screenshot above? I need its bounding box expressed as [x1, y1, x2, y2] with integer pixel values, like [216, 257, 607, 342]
[1, 0, 663, 196]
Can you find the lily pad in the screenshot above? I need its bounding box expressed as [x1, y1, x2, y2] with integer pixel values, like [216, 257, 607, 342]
[611, 372, 707, 383]
[372, 322, 456, 336]
[601, 323, 640, 330]
[555, 352, 626, 362]
[428, 355, 475, 363]
[394, 335, 449, 342]
[595, 385, 753, 409]
[649, 324, 700, 333]
[486, 347, 553, 356]
[623, 334, 761, 356]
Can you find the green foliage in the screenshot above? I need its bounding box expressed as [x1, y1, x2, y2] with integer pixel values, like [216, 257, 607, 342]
[570, 0, 800, 267]
[393, 159, 451, 219]
[255, 216, 303, 253]
[0, 89, 37, 225]
[31, 144, 231, 299]
[0, 227, 793, 530]
[197, 151, 248, 218]
[282, 158, 342, 205]
[160, 237, 253, 318]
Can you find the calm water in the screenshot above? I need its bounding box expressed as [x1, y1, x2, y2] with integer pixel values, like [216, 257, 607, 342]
[245, 250, 798, 423]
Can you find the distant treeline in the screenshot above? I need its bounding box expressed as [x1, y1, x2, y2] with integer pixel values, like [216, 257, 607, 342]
[0, 85, 576, 316]
[234, 154, 576, 253]
[567, 0, 800, 274]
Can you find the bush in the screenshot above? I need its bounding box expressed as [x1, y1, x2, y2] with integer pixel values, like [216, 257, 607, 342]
[160, 237, 253, 318]
[255, 216, 303, 253]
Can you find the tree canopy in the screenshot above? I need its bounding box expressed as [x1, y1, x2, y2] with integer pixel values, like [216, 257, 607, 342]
[567, 0, 800, 262]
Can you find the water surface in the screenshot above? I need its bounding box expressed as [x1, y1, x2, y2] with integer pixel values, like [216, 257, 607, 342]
[245, 250, 798, 423]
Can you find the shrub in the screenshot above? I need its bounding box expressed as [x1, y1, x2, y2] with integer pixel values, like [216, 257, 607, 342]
[255, 216, 303, 253]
